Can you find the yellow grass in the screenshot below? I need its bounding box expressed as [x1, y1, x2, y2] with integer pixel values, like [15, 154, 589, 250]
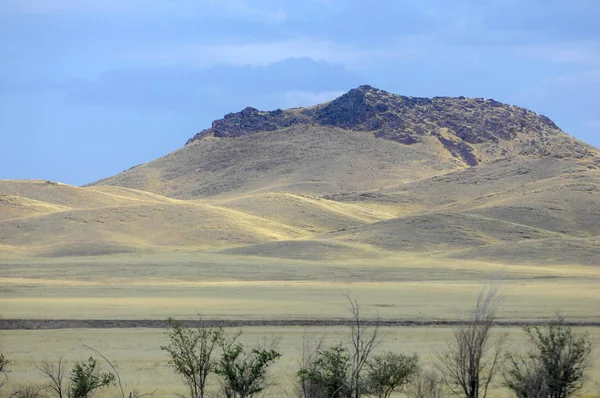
[2, 326, 600, 398]
[1, 252, 600, 321]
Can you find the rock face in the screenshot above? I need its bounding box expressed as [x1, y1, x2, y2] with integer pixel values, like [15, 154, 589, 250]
[184, 85, 592, 167]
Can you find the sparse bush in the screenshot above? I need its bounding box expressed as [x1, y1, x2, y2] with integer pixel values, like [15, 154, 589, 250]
[347, 295, 380, 398]
[297, 343, 351, 398]
[38, 356, 115, 398]
[296, 337, 327, 398]
[437, 280, 505, 398]
[216, 334, 281, 398]
[364, 352, 419, 398]
[161, 317, 224, 398]
[68, 356, 115, 398]
[37, 358, 67, 398]
[0, 320, 9, 391]
[297, 295, 419, 398]
[9, 383, 49, 398]
[406, 370, 444, 398]
[0, 349, 9, 390]
[503, 315, 593, 398]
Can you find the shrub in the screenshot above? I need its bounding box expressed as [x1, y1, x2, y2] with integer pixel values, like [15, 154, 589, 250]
[297, 344, 351, 398]
[406, 371, 444, 398]
[504, 316, 593, 398]
[364, 352, 419, 398]
[68, 357, 115, 398]
[161, 317, 224, 398]
[9, 383, 49, 398]
[437, 281, 505, 398]
[216, 334, 281, 398]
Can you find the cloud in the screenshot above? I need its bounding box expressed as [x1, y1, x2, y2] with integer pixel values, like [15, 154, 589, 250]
[516, 69, 600, 110]
[211, 0, 286, 23]
[126, 38, 380, 69]
[2, 0, 155, 14]
[55, 58, 362, 112]
[282, 90, 346, 108]
[3, 0, 286, 21]
[510, 41, 600, 67]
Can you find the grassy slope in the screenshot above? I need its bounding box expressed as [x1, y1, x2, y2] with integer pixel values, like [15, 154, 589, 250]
[91, 127, 465, 198]
[2, 153, 600, 264]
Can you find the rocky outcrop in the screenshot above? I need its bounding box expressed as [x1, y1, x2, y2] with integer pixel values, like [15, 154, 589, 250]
[185, 85, 593, 166]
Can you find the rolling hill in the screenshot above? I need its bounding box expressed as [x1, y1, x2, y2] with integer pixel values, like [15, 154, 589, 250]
[2, 85, 599, 264]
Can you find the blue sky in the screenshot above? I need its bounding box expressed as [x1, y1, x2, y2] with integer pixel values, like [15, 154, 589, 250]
[1, 0, 599, 186]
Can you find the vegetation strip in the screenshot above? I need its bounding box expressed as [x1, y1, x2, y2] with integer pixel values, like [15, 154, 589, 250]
[2, 319, 600, 330]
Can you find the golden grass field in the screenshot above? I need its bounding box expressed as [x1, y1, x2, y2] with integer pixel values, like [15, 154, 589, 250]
[1, 251, 600, 321]
[2, 326, 600, 398]
[2, 101, 600, 396]
[2, 251, 600, 397]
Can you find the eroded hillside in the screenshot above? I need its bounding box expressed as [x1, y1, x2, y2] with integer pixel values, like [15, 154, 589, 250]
[2, 86, 600, 264]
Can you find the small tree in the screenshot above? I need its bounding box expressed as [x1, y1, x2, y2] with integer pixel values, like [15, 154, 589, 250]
[216, 335, 281, 398]
[161, 317, 224, 398]
[365, 352, 419, 398]
[67, 356, 115, 398]
[0, 349, 9, 390]
[0, 318, 9, 392]
[437, 280, 505, 398]
[503, 356, 549, 398]
[503, 316, 592, 398]
[347, 295, 381, 398]
[297, 344, 352, 398]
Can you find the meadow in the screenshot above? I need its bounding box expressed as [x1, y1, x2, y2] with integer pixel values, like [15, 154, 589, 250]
[3, 326, 600, 398]
[2, 252, 600, 397]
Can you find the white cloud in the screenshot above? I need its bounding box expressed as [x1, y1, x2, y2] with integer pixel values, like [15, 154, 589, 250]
[3, 0, 286, 21]
[512, 41, 600, 66]
[209, 0, 286, 23]
[125, 38, 379, 69]
[513, 69, 600, 116]
[2, 0, 157, 14]
[283, 90, 346, 108]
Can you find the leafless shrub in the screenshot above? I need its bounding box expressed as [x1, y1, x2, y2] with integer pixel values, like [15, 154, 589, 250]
[406, 370, 444, 398]
[9, 383, 49, 398]
[295, 336, 327, 398]
[346, 294, 381, 398]
[437, 280, 505, 398]
[36, 358, 67, 398]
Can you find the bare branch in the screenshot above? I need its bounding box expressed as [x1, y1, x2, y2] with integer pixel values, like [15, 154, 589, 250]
[36, 358, 67, 398]
[344, 293, 381, 398]
[437, 279, 504, 398]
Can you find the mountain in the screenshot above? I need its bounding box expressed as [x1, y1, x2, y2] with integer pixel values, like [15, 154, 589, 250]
[93, 85, 599, 199]
[2, 86, 600, 264]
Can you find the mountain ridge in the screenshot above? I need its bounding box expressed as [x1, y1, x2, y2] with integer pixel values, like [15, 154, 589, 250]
[184, 85, 597, 168]
[2, 86, 600, 264]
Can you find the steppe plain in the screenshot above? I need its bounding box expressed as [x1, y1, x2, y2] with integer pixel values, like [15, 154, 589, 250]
[2, 87, 600, 396]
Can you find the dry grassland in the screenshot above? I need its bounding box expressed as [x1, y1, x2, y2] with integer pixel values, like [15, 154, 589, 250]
[2, 326, 600, 398]
[1, 252, 600, 321]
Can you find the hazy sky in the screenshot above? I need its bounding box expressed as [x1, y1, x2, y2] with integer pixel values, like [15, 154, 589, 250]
[1, 0, 599, 186]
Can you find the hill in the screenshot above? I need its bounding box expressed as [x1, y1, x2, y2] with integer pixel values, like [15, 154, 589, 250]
[2, 86, 600, 264]
[93, 85, 599, 199]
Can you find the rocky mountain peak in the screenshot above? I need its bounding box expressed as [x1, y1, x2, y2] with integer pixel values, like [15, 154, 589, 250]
[185, 85, 596, 167]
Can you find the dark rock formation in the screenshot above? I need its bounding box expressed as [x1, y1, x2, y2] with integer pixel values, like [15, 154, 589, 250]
[184, 85, 584, 166]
